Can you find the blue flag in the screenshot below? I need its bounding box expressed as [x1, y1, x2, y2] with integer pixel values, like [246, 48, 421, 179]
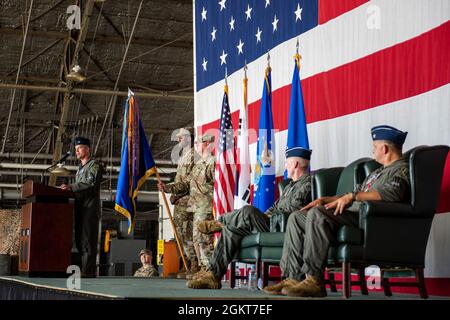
[115, 90, 157, 233]
[253, 67, 276, 213]
[285, 56, 310, 178]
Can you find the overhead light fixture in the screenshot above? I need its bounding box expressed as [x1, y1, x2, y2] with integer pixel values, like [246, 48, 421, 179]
[66, 64, 86, 82]
[49, 163, 71, 176]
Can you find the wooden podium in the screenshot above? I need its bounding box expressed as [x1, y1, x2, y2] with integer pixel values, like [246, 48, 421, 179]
[19, 180, 74, 276]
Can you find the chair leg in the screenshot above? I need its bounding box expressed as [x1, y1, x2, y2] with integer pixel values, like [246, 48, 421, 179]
[230, 261, 236, 289]
[358, 267, 369, 295]
[262, 261, 269, 288]
[255, 258, 261, 282]
[328, 271, 338, 293]
[381, 269, 392, 297]
[415, 268, 428, 299]
[342, 262, 351, 298]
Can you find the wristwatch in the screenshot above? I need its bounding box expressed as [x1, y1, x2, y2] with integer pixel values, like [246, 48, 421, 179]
[351, 191, 357, 202]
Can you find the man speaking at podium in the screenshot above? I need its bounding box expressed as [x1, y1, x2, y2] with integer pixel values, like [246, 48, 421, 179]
[60, 137, 103, 277]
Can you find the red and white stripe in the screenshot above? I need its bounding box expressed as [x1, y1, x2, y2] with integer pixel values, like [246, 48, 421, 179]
[213, 146, 236, 217]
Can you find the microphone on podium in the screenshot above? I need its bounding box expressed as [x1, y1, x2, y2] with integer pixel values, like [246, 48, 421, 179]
[56, 151, 71, 164]
[47, 151, 72, 176]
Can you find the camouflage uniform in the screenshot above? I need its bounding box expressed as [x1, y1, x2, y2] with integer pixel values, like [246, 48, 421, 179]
[134, 264, 158, 277]
[166, 148, 197, 268]
[70, 158, 103, 277]
[169, 153, 216, 269]
[281, 158, 410, 281]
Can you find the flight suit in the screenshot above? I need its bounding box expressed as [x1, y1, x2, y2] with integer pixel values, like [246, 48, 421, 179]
[70, 158, 103, 277]
[281, 158, 410, 280]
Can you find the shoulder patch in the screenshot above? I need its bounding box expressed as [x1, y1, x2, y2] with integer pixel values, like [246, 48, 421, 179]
[398, 167, 409, 180]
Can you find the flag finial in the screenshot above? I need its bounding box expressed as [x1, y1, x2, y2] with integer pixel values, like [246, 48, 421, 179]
[266, 51, 272, 75]
[128, 88, 134, 97]
[244, 60, 248, 78]
[294, 39, 302, 70]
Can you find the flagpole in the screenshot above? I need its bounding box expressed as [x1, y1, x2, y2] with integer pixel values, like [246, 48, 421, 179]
[224, 67, 228, 93]
[155, 169, 189, 272]
[244, 61, 248, 110]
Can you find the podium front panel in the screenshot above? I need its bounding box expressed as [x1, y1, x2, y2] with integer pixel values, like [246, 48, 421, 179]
[19, 202, 73, 276]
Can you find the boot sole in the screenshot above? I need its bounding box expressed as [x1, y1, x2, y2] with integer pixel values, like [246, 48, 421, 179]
[286, 293, 327, 298]
[263, 284, 298, 296]
[282, 288, 327, 297]
[262, 289, 286, 296]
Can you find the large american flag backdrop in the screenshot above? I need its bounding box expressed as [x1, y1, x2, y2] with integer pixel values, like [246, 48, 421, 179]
[193, 0, 450, 295]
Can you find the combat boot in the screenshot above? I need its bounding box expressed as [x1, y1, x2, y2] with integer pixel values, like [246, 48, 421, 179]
[197, 220, 223, 234]
[186, 271, 222, 289]
[281, 275, 327, 297]
[184, 259, 200, 279]
[176, 268, 188, 279]
[177, 258, 200, 279]
[186, 267, 207, 280]
[262, 278, 301, 295]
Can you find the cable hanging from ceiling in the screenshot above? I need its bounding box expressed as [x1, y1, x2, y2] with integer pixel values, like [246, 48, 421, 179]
[94, 0, 144, 156]
[1, 0, 34, 154]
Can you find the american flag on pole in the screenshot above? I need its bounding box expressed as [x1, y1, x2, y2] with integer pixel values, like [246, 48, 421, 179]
[194, 0, 450, 294]
[213, 82, 236, 218]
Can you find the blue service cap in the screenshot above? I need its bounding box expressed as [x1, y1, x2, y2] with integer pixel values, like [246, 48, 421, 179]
[74, 136, 91, 147]
[285, 147, 312, 160]
[371, 125, 408, 146]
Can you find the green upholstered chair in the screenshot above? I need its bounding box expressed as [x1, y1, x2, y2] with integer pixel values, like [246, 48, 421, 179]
[310, 157, 374, 295]
[337, 145, 449, 299]
[229, 180, 290, 288]
[229, 232, 285, 288]
[230, 157, 375, 289]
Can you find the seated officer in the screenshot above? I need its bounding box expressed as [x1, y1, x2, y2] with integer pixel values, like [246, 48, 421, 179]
[263, 125, 410, 297]
[134, 249, 158, 277]
[186, 147, 313, 289]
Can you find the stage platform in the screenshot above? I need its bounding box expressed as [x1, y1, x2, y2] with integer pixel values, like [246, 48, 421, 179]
[1, 276, 449, 300]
